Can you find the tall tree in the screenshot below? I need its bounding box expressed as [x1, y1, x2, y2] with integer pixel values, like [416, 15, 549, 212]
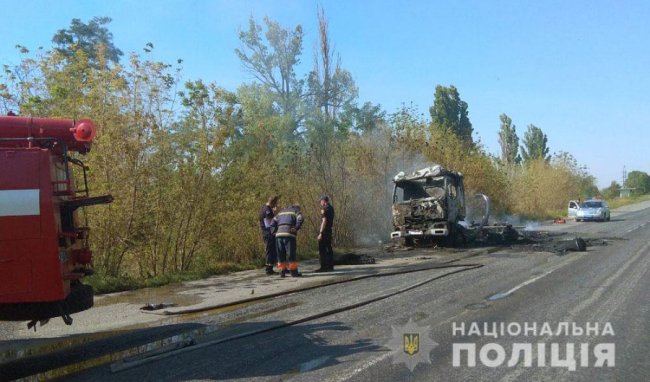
[498, 113, 520, 165]
[235, 17, 304, 124]
[52, 17, 123, 67]
[625, 170, 650, 195]
[338, 101, 386, 134]
[521, 124, 550, 163]
[306, 6, 357, 121]
[429, 85, 473, 144]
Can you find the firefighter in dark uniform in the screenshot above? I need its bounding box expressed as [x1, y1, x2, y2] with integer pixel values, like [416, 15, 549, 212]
[270, 204, 304, 277]
[315, 195, 335, 272]
[259, 195, 279, 275]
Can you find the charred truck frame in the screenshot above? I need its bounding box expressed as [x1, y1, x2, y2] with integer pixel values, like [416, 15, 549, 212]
[0, 115, 112, 328]
[390, 165, 466, 246]
[390, 164, 519, 247]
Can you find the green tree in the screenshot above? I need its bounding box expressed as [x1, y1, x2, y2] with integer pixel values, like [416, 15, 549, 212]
[338, 101, 386, 134]
[0, 45, 49, 115]
[306, 6, 357, 122]
[52, 17, 123, 67]
[429, 85, 473, 144]
[303, 6, 359, 221]
[625, 170, 650, 195]
[90, 51, 181, 277]
[580, 178, 599, 199]
[498, 113, 520, 165]
[159, 80, 240, 272]
[235, 16, 304, 124]
[521, 124, 550, 163]
[390, 103, 427, 143]
[552, 151, 597, 198]
[602, 181, 622, 199]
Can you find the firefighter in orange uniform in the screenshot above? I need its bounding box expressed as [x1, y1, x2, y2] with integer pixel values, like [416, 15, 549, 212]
[270, 204, 304, 277]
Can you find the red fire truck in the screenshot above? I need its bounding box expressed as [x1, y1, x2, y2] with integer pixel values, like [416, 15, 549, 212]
[0, 114, 112, 328]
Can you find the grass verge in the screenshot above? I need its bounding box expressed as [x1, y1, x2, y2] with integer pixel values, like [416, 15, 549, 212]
[608, 194, 650, 209]
[85, 262, 257, 295]
[83, 243, 351, 295]
[87, 245, 354, 294]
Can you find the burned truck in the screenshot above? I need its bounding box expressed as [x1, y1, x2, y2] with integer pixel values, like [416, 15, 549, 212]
[390, 164, 523, 247]
[390, 165, 466, 246]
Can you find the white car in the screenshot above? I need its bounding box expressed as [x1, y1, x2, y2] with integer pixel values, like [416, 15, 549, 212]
[570, 199, 611, 222]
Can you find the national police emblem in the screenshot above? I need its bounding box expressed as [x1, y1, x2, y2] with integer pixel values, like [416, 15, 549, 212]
[385, 318, 438, 372]
[403, 333, 419, 355]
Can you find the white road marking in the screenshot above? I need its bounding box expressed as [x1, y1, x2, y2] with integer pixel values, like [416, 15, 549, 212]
[501, 238, 650, 382]
[331, 351, 393, 382]
[488, 256, 582, 301]
[626, 220, 649, 234]
[300, 356, 331, 372]
[567, 240, 650, 321]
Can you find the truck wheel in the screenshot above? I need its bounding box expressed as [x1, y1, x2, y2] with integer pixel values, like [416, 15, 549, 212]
[63, 283, 94, 315]
[442, 224, 464, 247]
[452, 225, 466, 246]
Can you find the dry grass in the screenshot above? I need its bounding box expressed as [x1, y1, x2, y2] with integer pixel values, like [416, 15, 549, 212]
[608, 194, 650, 209]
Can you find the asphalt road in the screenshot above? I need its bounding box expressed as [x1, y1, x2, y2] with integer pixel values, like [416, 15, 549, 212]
[46, 203, 650, 381]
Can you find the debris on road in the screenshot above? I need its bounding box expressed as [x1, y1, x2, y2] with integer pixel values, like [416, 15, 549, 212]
[553, 238, 587, 255]
[140, 303, 178, 311]
[383, 243, 414, 252]
[333, 253, 376, 265]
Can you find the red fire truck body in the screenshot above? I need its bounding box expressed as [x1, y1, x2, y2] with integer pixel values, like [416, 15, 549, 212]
[0, 115, 111, 326]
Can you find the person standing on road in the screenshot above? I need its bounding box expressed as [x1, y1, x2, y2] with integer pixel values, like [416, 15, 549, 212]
[271, 204, 304, 277]
[259, 195, 280, 275]
[315, 195, 335, 273]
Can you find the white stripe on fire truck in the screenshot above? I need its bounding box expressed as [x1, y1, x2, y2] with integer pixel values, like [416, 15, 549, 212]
[0, 189, 40, 216]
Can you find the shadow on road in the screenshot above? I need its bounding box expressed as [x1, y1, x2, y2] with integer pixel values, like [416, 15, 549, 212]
[0, 322, 206, 380]
[70, 320, 384, 381]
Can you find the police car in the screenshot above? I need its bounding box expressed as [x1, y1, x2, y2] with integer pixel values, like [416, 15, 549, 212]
[575, 199, 611, 222]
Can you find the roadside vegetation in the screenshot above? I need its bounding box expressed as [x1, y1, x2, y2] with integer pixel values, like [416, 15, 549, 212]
[86, 262, 255, 294]
[1, 12, 643, 292]
[608, 194, 650, 210]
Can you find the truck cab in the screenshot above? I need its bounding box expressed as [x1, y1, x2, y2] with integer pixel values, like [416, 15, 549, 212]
[390, 165, 465, 245]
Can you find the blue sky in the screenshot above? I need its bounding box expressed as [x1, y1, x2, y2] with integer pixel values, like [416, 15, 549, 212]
[1, 0, 648, 188]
